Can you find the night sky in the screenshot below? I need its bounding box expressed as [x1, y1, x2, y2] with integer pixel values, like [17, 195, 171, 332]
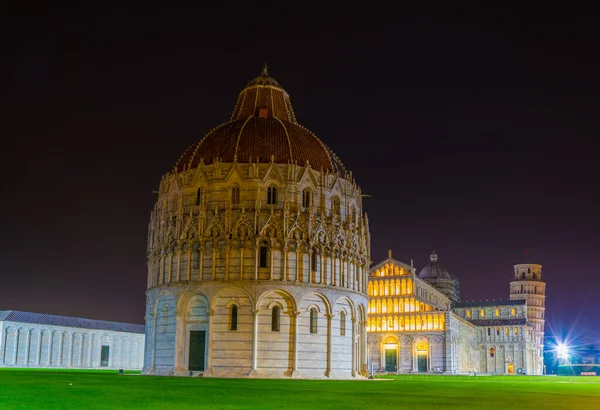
[3, 12, 599, 344]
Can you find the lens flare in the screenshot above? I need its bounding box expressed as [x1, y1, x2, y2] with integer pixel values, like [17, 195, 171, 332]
[556, 343, 569, 359]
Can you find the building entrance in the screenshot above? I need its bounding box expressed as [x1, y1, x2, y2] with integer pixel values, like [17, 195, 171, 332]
[417, 354, 428, 372]
[385, 349, 397, 372]
[416, 342, 429, 372]
[100, 345, 110, 367]
[188, 331, 206, 371]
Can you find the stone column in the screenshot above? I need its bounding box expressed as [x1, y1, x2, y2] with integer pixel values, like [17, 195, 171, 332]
[199, 246, 204, 281]
[411, 340, 417, 372]
[187, 250, 192, 281]
[149, 313, 157, 372]
[292, 311, 300, 376]
[25, 330, 31, 366]
[79, 334, 84, 368]
[360, 265, 366, 294]
[48, 332, 54, 366]
[319, 253, 324, 284]
[36, 331, 42, 366]
[380, 340, 386, 371]
[176, 251, 182, 282]
[294, 248, 300, 282]
[254, 248, 259, 281]
[13, 329, 20, 365]
[1, 329, 8, 364]
[58, 333, 64, 367]
[283, 247, 288, 281]
[87, 334, 93, 368]
[251, 309, 259, 372]
[329, 255, 334, 286]
[68, 333, 74, 368]
[211, 248, 217, 280]
[325, 313, 332, 377]
[158, 258, 163, 286]
[307, 249, 313, 284]
[361, 320, 368, 375]
[225, 244, 231, 281]
[207, 309, 214, 375]
[167, 253, 173, 283]
[240, 247, 245, 280]
[333, 256, 337, 286]
[351, 318, 356, 377]
[270, 245, 274, 280]
[174, 312, 186, 374]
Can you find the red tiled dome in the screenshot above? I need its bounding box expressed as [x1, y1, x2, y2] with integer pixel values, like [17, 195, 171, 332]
[174, 67, 347, 176]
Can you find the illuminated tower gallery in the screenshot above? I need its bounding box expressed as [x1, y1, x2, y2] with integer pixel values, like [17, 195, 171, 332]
[510, 263, 546, 374]
[143, 67, 370, 378]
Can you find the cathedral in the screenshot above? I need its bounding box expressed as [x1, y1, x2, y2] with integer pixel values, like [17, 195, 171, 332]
[142, 67, 546, 378]
[367, 252, 546, 375]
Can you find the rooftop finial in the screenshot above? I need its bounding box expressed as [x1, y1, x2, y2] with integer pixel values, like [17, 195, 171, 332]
[262, 62, 268, 76]
[430, 250, 438, 262]
[388, 249, 392, 259]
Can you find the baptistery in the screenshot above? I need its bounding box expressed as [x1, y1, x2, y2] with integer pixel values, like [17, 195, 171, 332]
[143, 67, 370, 378]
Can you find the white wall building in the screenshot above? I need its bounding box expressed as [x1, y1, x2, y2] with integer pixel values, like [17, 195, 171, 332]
[0, 311, 144, 370]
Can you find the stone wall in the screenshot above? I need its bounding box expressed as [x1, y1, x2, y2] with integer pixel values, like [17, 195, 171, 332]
[143, 283, 367, 378]
[0, 321, 144, 370]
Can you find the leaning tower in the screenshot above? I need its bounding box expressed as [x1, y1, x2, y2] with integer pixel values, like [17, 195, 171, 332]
[510, 263, 546, 374]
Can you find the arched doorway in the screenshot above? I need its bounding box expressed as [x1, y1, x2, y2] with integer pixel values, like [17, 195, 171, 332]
[416, 342, 429, 372]
[507, 357, 515, 374]
[383, 337, 399, 372]
[181, 294, 209, 374]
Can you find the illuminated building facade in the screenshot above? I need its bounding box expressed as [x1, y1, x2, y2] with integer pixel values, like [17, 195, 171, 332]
[143, 67, 370, 378]
[367, 253, 545, 375]
[0, 311, 144, 370]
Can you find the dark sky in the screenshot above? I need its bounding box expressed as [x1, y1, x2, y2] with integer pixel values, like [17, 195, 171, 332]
[3, 12, 599, 344]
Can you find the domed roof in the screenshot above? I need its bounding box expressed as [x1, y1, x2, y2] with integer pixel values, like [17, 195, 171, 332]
[174, 65, 347, 176]
[418, 251, 451, 280]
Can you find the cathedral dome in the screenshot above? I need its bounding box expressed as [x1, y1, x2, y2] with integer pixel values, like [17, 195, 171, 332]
[174, 66, 346, 176]
[418, 251, 451, 280]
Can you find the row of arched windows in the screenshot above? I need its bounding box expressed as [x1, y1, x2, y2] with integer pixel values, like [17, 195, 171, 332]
[189, 187, 356, 219]
[368, 298, 432, 314]
[519, 270, 540, 280]
[367, 313, 445, 332]
[374, 265, 408, 277]
[485, 327, 520, 337]
[470, 307, 517, 319]
[153, 241, 364, 289]
[196, 186, 240, 206]
[518, 284, 543, 294]
[368, 278, 414, 297]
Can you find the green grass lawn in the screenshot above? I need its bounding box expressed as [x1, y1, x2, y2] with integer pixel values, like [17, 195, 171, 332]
[0, 370, 599, 409]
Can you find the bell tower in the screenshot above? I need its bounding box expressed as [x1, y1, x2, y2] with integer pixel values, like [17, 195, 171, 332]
[510, 263, 546, 374]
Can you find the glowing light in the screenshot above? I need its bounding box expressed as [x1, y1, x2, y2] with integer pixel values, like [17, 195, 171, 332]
[556, 343, 569, 359]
